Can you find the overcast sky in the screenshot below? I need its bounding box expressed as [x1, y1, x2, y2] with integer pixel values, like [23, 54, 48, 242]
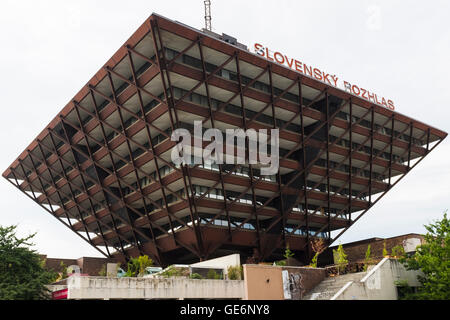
[0, 0, 449, 259]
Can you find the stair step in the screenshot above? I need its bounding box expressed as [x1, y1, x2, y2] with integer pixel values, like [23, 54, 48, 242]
[302, 272, 367, 300]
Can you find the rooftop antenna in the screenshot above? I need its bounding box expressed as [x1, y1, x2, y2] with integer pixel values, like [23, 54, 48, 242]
[204, 0, 212, 31]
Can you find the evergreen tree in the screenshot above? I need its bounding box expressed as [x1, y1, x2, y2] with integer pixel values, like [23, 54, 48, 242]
[0, 225, 57, 300]
[382, 241, 388, 257]
[364, 244, 372, 271]
[333, 243, 348, 275]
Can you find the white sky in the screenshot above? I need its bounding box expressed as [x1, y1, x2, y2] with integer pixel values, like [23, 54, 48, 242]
[0, 0, 449, 258]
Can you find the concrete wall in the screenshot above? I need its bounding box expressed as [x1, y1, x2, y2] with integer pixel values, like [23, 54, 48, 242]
[332, 258, 422, 300]
[243, 264, 326, 300]
[66, 276, 245, 300]
[59, 263, 324, 300]
[282, 266, 326, 299]
[243, 265, 284, 300]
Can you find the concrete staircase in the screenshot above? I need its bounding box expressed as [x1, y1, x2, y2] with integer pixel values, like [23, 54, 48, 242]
[303, 272, 367, 300]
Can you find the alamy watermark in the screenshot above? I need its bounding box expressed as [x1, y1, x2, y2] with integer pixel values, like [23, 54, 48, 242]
[171, 121, 280, 175]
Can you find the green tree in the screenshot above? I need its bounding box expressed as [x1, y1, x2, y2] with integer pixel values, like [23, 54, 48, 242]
[333, 244, 348, 275]
[400, 213, 450, 300]
[0, 225, 57, 300]
[382, 241, 388, 257]
[364, 244, 372, 271]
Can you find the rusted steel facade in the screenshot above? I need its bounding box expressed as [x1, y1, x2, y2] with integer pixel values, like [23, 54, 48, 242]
[3, 14, 447, 266]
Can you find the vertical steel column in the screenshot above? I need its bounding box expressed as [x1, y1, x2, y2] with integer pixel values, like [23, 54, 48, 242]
[369, 107, 375, 204]
[325, 92, 331, 240]
[197, 38, 233, 239]
[407, 123, 413, 169]
[103, 73, 157, 256]
[268, 65, 286, 246]
[348, 99, 353, 222]
[85, 92, 161, 263]
[388, 115, 395, 186]
[235, 52, 262, 257]
[150, 19, 204, 258]
[298, 78, 311, 259]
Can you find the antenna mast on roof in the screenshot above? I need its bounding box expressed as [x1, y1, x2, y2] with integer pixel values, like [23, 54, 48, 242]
[204, 0, 212, 31]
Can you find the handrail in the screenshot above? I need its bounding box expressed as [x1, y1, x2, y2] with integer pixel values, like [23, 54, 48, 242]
[360, 257, 389, 283]
[330, 281, 353, 300]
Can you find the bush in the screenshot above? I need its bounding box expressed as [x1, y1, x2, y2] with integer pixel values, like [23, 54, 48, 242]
[310, 252, 319, 268]
[382, 241, 388, 257]
[283, 246, 295, 260]
[391, 245, 405, 258]
[333, 244, 348, 275]
[125, 255, 153, 277]
[227, 265, 243, 280]
[189, 273, 203, 280]
[206, 269, 222, 280]
[364, 244, 373, 271]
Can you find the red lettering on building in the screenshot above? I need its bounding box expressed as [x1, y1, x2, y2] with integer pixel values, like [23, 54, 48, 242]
[254, 43, 395, 110]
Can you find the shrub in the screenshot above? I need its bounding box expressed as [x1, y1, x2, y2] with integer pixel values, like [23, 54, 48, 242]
[310, 252, 319, 268]
[391, 245, 405, 258]
[125, 255, 153, 277]
[206, 269, 222, 280]
[364, 244, 372, 271]
[227, 265, 243, 280]
[283, 246, 295, 260]
[333, 244, 348, 275]
[382, 241, 388, 257]
[189, 273, 203, 280]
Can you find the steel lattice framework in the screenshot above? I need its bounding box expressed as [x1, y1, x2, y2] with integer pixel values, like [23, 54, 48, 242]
[3, 14, 447, 266]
